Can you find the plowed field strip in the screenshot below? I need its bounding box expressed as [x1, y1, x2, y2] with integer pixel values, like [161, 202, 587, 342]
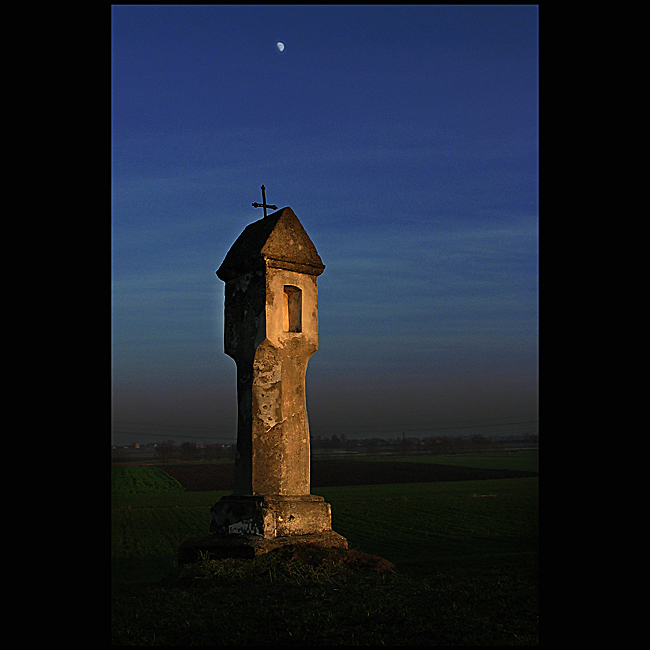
[155, 461, 538, 491]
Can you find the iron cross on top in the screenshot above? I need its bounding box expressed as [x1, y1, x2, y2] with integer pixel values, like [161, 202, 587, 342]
[252, 185, 278, 218]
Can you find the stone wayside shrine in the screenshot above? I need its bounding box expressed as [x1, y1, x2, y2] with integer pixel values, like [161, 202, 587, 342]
[179, 188, 347, 562]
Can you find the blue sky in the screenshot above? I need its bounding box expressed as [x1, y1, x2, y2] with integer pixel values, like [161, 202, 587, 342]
[111, 5, 538, 446]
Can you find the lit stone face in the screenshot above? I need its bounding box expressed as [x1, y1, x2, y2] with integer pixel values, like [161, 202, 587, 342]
[247, 267, 319, 496]
[215, 207, 324, 500]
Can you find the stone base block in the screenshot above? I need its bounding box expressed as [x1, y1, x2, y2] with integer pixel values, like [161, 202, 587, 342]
[179, 493, 348, 564]
[210, 494, 333, 539]
[178, 529, 348, 564]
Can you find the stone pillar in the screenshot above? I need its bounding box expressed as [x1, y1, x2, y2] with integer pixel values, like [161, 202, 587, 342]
[179, 207, 347, 559]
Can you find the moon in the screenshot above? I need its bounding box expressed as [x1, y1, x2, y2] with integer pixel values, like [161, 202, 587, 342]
[276, 42, 285, 52]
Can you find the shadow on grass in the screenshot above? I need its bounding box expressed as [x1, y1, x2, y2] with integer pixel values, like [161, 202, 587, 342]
[112, 545, 538, 646]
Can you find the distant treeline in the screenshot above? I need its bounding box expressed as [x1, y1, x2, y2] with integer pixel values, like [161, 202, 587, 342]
[312, 433, 538, 455]
[132, 433, 538, 461]
[154, 441, 237, 462]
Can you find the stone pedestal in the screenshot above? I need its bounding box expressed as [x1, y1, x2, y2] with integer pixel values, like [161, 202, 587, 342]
[179, 493, 347, 564]
[179, 494, 347, 563]
[210, 494, 334, 538]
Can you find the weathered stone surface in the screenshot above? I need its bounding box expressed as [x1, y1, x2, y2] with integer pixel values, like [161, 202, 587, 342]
[217, 208, 325, 495]
[196, 205, 346, 557]
[216, 208, 323, 497]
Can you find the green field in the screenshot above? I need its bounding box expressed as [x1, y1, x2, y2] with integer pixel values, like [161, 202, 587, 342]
[111, 465, 187, 495]
[112, 453, 538, 645]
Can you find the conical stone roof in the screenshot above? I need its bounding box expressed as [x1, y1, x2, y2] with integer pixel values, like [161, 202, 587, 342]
[217, 207, 325, 281]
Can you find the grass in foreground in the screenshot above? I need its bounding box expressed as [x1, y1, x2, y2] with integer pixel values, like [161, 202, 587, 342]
[112, 456, 538, 645]
[112, 544, 537, 646]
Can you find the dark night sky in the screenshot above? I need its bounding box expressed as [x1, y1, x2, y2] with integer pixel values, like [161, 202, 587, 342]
[111, 5, 538, 446]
